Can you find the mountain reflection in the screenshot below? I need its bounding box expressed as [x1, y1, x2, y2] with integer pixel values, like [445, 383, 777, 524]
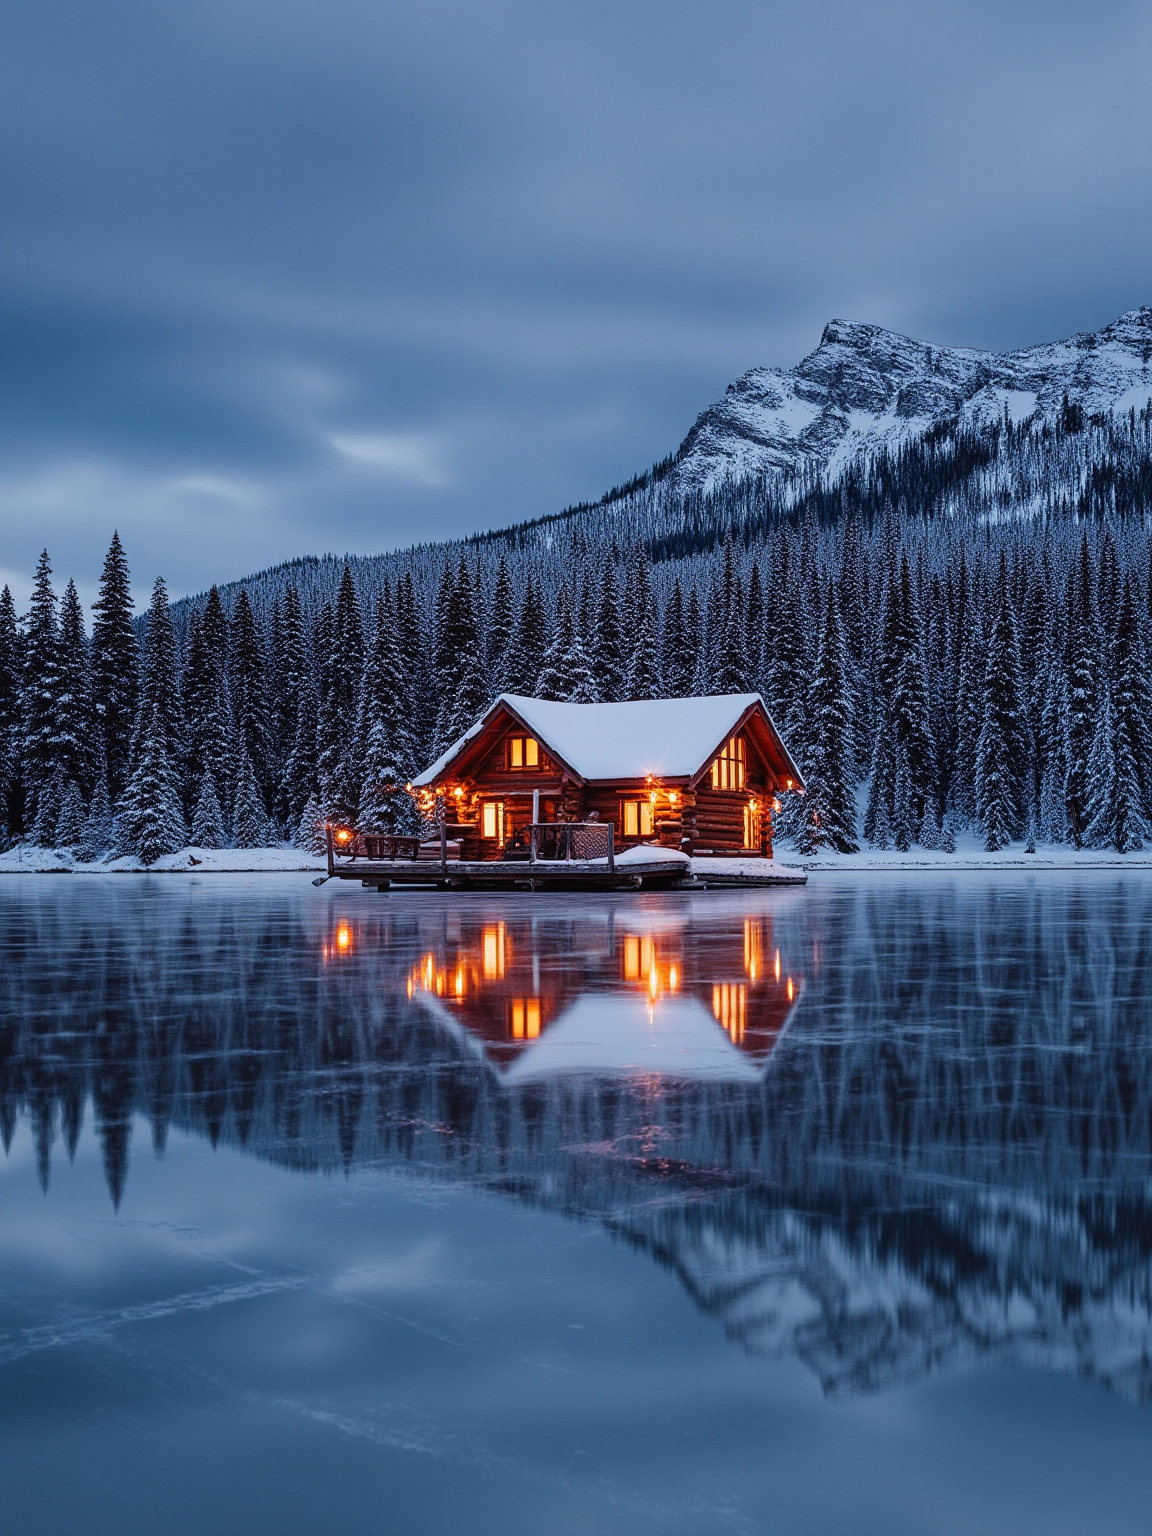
[2, 877, 1151, 1403]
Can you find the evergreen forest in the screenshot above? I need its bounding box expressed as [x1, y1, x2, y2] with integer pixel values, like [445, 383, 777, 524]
[2, 403, 1151, 861]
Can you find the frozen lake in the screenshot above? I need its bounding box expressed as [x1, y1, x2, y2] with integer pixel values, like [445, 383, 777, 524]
[2, 873, 1151, 1535]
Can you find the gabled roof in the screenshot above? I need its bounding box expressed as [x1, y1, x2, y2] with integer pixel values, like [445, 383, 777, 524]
[412, 692, 803, 788]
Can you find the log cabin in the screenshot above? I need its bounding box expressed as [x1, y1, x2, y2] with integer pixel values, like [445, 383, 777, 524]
[410, 693, 803, 860]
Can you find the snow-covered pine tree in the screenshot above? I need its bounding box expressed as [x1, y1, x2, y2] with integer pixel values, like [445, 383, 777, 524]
[359, 718, 419, 834]
[626, 605, 661, 700]
[446, 648, 491, 740]
[660, 577, 692, 696]
[744, 562, 765, 694]
[55, 781, 87, 848]
[293, 793, 327, 855]
[0, 586, 22, 840]
[501, 577, 545, 696]
[271, 584, 308, 823]
[315, 578, 362, 825]
[280, 676, 319, 825]
[183, 586, 233, 813]
[228, 588, 268, 793]
[685, 584, 708, 695]
[232, 744, 271, 849]
[535, 589, 575, 700]
[131, 576, 184, 770]
[1063, 535, 1099, 848]
[892, 740, 916, 853]
[918, 799, 943, 850]
[77, 773, 114, 862]
[763, 539, 808, 755]
[593, 562, 626, 702]
[797, 582, 858, 854]
[563, 630, 599, 702]
[55, 580, 97, 798]
[90, 532, 139, 801]
[117, 700, 186, 863]
[189, 774, 226, 849]
[32, 769, 65, 848]
[863, 713, 895, 846]
[623, 548, 661, 700]
[1111, 574, 1152, 816]
[974, 563, 1029, 850]
[21, 551, 63, 836]
[712, 580, 748, 694]
[393, 572, 430, 756]
[886, 553, 935, 832]
[431, 561, 481, 752]
[357, 592, 415, 773]
[486, 557, 515, 692]
[1084, 683, 1149, 852]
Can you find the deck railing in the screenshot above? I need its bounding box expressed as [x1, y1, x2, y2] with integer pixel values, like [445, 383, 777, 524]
[529, 822, 614, 872]
[327, 821, 615, 876]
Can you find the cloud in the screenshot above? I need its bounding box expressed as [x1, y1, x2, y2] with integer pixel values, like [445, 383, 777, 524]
[1, 0, 1150, 589]
[328, 432, 451, 488]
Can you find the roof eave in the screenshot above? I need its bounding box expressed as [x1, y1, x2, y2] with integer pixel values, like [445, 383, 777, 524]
[412, 695, 587, 788]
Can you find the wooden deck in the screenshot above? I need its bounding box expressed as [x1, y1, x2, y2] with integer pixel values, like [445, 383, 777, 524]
[320, 826, 806, 892]
[325, 856, 700, 891]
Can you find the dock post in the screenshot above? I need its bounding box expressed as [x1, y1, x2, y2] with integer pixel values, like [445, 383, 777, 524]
[607, 823, 614, 875]
[325, 825, 335, 878]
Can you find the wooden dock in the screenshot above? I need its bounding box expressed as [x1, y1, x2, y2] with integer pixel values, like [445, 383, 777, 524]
[319, 830, 807, 892]
[324, 855, 700, 892]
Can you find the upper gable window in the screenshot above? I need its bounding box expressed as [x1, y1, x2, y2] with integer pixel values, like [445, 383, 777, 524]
[710, 735, 746, 790]
[508, 735, 540, 770]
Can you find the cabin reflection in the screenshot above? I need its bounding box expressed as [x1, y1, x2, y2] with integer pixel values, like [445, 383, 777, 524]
[399, 910, 803, 1080]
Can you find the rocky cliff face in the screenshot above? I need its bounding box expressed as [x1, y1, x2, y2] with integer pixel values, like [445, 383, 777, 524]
[666, 307, 1152, 493]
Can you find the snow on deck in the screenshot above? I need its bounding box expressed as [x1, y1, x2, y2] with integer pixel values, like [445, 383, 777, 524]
[414, 693, 769, 785]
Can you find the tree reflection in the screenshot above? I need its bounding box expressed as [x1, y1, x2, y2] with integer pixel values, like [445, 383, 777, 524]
[2, 878, 1151, 1400]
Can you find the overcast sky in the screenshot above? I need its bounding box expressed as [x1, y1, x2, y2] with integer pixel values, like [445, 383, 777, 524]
[2, 0, 1150, 605]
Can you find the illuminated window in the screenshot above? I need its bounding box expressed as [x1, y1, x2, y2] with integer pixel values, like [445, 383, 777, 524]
[482, 923, 506, 979]
[743, 801, 760, 848]
[743, 919, 762, 981]
[621, 800, 654, 838]
[712, 983, 747, 1045]
[622, 934, 655, 981]
[710, 736, 746, 790]
[508, 736, 540, 769]
[509, 998, 541, 1040]
[481, 800, 505, 840]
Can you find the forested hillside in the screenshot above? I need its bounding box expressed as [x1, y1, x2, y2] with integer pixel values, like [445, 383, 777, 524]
[2, 389, 1151, 862]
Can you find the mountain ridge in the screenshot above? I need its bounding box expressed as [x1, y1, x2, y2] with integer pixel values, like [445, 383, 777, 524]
[663, 305, 1152, 495]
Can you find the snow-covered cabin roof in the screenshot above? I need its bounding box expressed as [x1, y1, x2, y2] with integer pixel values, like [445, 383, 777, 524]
[412, 693, 803, 788]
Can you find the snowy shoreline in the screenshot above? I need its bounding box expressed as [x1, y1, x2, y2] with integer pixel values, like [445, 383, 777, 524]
[2, 842, 1151, 876]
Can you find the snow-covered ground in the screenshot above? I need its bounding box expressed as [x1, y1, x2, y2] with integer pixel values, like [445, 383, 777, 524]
[0, 844, 326, 874]
[786, 830, 1152, 871]
[2, 834, 1150, 876]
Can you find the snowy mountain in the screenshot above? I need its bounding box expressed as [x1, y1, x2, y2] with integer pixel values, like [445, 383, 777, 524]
[663, 306, 1152, 494]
